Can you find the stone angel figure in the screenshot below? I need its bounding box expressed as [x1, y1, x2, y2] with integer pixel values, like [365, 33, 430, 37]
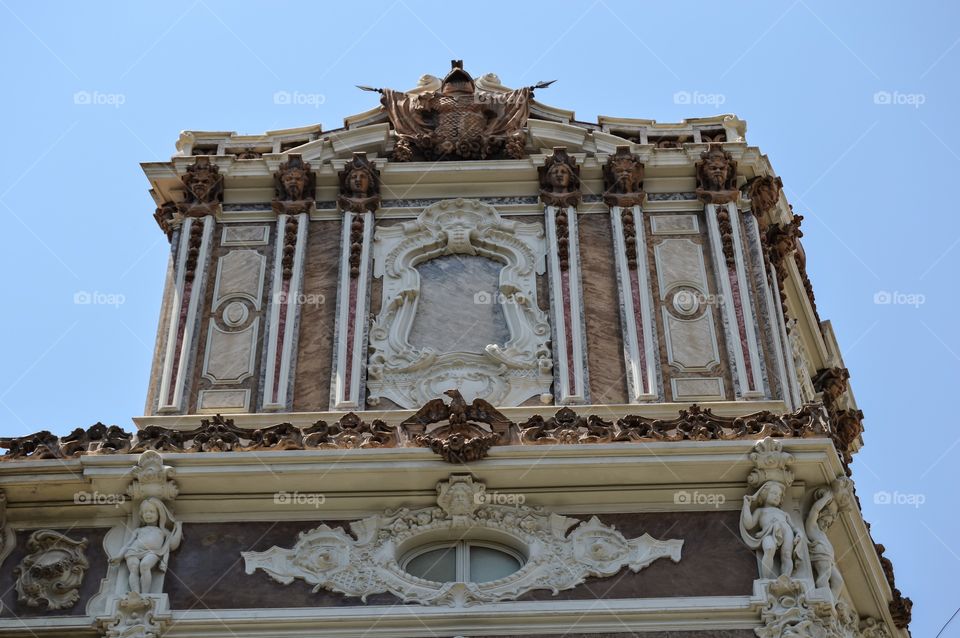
[112, 497, 183, 594]
[740, 481, 803, 579]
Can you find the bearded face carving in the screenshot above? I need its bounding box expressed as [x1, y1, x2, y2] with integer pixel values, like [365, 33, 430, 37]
[337, 152, 381, 213]
[539, 147, 581, 208]
[178, 157, 223, 216]
[695, 146, 738, 204]
[272, 154, 315, 215]
[603, 146, 645, 208]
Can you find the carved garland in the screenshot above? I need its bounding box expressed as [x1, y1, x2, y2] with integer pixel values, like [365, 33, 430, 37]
[242, 475, 682, 607]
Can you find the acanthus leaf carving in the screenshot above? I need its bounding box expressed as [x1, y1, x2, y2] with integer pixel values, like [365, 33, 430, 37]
[242, 474, 682, 607]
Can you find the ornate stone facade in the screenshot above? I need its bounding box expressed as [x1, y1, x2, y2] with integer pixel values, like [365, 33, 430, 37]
[0, 64, 905, 638]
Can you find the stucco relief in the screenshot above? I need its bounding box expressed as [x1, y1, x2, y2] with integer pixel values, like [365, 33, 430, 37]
[367, 198, 552, 408]
[242, 474, 682, 607]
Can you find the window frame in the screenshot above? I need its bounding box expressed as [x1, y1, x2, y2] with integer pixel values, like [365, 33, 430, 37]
[400, 539, 525, 583]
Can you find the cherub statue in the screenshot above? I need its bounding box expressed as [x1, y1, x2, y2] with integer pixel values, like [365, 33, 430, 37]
[806, 485, 845, 597]
[113, 497, 183, 594]
[740, 481, 802, 579]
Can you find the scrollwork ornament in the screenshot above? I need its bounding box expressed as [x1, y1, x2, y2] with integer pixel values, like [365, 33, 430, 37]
[242, 474, 682, 607]
[14, 530, 89, 609]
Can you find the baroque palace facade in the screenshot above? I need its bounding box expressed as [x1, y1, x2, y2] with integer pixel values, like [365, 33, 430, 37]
[0, 62, 910, 638]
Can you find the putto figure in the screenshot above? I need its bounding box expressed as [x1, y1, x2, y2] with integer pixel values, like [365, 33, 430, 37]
[740, 480, 802, 579]
[602, 146, 645, 208]
[337, 152, 381, 213]
[695, 145, 738, 204]
[360, 60, 554, 161]
[113, 497, 183, 594]
[539, 147, 581, 208]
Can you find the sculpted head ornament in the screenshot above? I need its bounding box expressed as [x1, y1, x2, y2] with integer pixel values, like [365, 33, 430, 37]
[603, 146, 645, 207]
[695, 145, 738, 204]
[539, 147, 581, 207]
[337, 152, 381, 213]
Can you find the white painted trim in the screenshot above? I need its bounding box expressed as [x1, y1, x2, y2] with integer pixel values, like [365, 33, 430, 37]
[545, 205, 586, 404]
[705, 203, 751, 399]
[158, 216, 214, 413]
[261, 213, 288, 410]
[332, 211, 373, 409]
[726, 202, 765, 397]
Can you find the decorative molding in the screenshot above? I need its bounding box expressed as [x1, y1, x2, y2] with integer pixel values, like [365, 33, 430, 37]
[242, 474, 682, 607]
[14, 530, 89, 609]
[754, 576, 860, 638]
[95, 592, 171, 638]
[367, 198, 552, 409]
[0, 404, 834, 460]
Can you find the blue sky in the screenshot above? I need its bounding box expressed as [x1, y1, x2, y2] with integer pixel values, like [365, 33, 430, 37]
[0, 1, 957, 634]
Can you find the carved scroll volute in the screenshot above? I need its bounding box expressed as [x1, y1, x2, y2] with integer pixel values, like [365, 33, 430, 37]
[337, 152, 381, 214]
[539, 147, 581, 208]
[272, 153, 316, 215]
[602, 146, 645, 208]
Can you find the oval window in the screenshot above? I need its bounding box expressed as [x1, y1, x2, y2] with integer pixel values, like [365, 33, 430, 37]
[401, 541, 524, 583]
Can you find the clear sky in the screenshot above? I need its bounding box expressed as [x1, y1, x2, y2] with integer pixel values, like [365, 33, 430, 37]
[0, 1, 956, 635]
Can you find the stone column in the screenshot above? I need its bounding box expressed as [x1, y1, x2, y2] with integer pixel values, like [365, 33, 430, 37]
[330, 153, 381, 410]
[539, 148, 588, 405]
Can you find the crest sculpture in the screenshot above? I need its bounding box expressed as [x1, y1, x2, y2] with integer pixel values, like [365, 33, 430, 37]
[14, 530, 89, 609]
[361, 60, 553, 161]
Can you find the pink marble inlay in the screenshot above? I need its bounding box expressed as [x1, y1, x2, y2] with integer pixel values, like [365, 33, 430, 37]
[628, 268, 647, 393]
[727, 268, 754, 391]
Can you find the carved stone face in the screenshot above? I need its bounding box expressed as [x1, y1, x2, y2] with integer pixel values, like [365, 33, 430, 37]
[548, 163, 573, 191]
[762, 483, 784, 507]
[282, 168, 307, 200]
[348, 168, 371, 196]
[140, 501, 159, 525]
[702, 154, 730, 191]
[610, 159, 639, 192]
[188, 171, 216, 202]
